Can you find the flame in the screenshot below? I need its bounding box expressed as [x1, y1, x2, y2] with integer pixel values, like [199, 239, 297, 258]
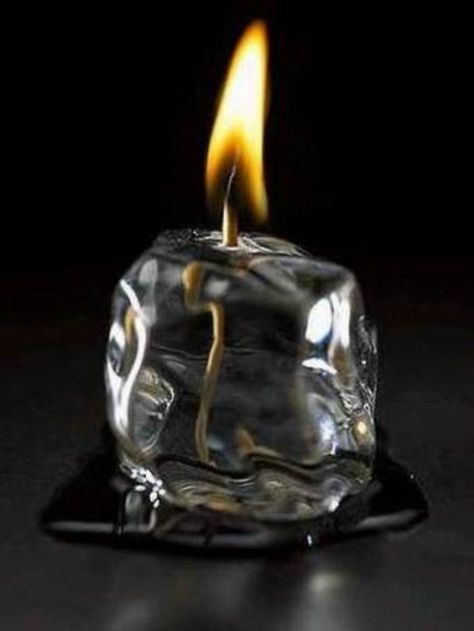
[206, 20, 269, 226]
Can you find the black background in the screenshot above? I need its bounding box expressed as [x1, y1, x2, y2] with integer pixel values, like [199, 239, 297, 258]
[1, 2, 473, 630]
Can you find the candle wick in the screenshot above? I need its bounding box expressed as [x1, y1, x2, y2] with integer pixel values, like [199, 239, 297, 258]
[182, 262, 225, 465]
[222, 164, 238, 247]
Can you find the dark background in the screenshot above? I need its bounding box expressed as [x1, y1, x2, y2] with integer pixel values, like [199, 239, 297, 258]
[1, 2, 472, 630]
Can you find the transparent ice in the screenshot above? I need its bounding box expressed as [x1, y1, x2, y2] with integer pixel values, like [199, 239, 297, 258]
[105, 230, 377, 525]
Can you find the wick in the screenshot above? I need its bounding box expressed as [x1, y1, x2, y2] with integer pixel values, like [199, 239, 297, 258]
[222, 202, 238, 247]
[182, 262, 225, 464]
[222, 165, 238, 247]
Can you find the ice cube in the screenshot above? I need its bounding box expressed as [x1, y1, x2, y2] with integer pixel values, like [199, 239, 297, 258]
[105, 230, 377, 522]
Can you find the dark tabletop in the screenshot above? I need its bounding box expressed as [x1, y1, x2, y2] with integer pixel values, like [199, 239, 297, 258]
[1, 260, 473, 631]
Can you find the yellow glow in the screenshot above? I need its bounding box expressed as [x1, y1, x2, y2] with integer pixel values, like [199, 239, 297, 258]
[206, 20, 268, 223]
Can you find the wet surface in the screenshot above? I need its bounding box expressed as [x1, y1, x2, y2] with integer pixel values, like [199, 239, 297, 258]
[41, 445, 427, 550]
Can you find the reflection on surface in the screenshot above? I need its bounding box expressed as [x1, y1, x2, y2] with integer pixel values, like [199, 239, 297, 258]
[100, 540, 384, 631]
[41, 437, 429, 631]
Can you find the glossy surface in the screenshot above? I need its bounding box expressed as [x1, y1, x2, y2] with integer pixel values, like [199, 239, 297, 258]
[105, 231, 377, 526]
[42, 446, 427, 548]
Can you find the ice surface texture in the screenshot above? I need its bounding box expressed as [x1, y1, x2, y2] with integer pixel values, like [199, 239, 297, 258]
[105, 230, 377, 524]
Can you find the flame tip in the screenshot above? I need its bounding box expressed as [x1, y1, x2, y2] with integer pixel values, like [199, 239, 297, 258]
[206, 19, 269, 231]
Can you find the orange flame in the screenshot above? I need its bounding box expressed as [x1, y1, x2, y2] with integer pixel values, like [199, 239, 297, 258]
[206, 20, 269, 226]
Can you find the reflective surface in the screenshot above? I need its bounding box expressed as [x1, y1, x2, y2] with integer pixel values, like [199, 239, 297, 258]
[42, 445, 427, 548]
[105, 231, 377, 532]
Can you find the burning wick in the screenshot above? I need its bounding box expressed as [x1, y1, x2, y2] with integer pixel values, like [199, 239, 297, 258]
[206, 20, 269, 246]
[222, 201, 238, 248]
[222, 165, 238, 247]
